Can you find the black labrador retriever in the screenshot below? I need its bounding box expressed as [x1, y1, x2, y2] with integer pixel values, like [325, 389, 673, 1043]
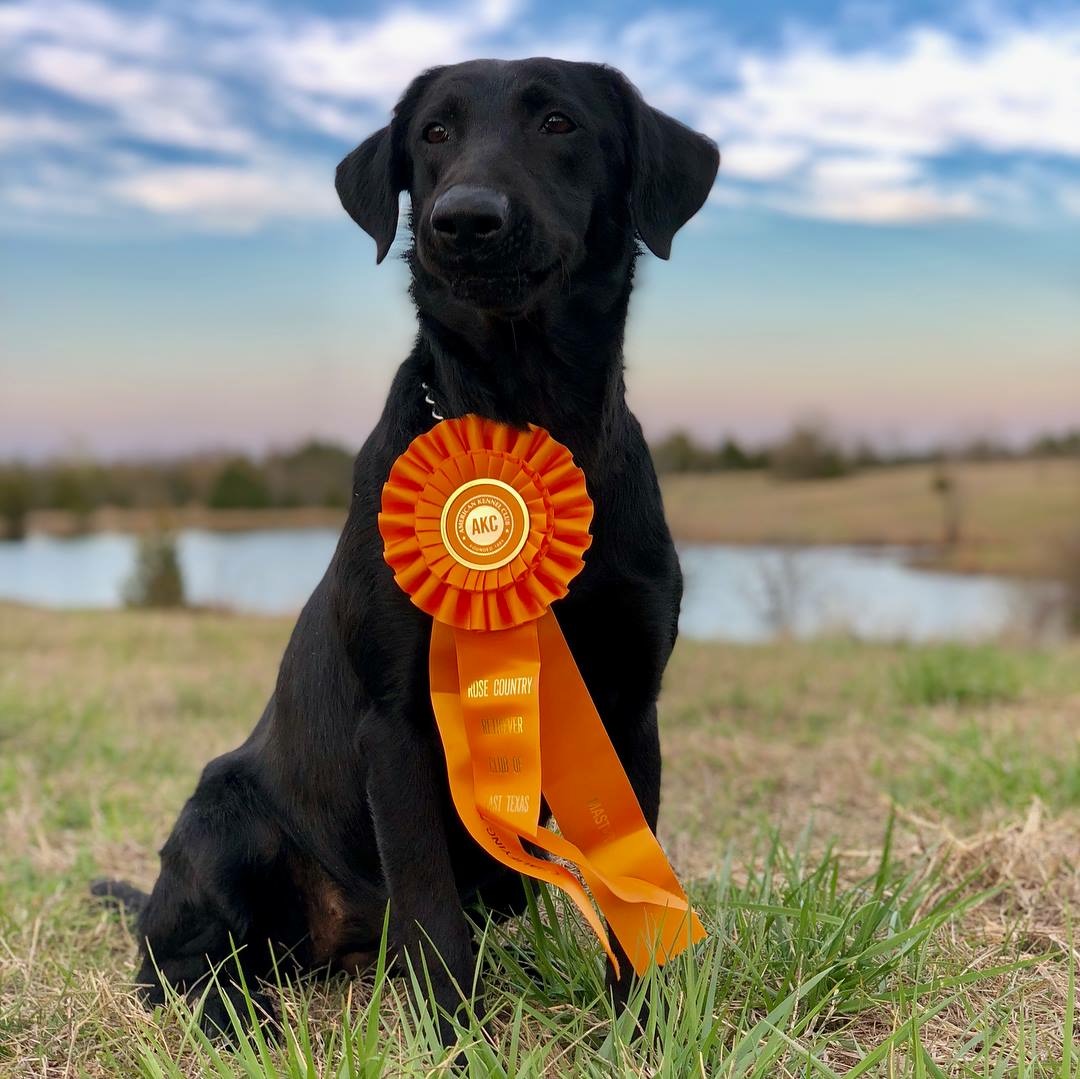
[95, 57, 719, 1040]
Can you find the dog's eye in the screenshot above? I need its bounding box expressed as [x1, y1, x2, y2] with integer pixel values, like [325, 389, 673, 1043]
[423, 122, 449, 144]
[540, 113, 576, 135]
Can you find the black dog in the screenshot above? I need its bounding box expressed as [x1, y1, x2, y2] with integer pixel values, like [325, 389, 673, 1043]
[95, 58, 718, 1040]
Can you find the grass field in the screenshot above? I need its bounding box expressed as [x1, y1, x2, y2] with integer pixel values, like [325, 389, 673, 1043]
[26, 458, 1080, 579]
[661, 458, 1080, 578]
[1, 606, 1078, 1076]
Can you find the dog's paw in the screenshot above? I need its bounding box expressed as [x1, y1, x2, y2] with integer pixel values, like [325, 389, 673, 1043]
[197, 985, 280, 1046]
[90, 878, 149, 918]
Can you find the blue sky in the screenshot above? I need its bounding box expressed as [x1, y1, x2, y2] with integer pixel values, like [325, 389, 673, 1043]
[1, 0, 1078, 458]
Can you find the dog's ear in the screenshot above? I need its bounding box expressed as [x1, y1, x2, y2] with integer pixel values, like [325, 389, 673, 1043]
[608, 70, 720, 260]
[335, 125, 402, 264]
[336, 67, 445, 263]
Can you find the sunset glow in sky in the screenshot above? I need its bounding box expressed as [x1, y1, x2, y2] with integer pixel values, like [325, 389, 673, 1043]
[2, 0, 1078, 458]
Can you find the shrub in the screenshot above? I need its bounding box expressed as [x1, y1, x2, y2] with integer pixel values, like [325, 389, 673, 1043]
[208, 457, 271, 509]
[769, 421, 850, 481]
[0, 468, 33, 540]
[266, 439, 353, 507]
[716, 437, 762, 471]
[1030, 428, 1080, 457]
[650, 431, 714, 473]
[650, 431, 764, 473]
[892, 645, 1021, 708]
[48, 464, 101, 531]
[124, 533, 185, 608]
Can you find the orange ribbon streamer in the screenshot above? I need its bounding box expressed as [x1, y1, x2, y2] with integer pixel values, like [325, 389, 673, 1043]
[380, 415, 705, 975]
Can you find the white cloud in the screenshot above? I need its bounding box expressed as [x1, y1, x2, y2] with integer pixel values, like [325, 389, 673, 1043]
[809, 155, 920, 189]
[0, 0, 527, 229]
[1, 0, 1079, 231]
[247, 0, 520, 103]
[16, 42, 254, 153]
[0, 112, 88, 148]
[787, 183, 979, 225]
[0, 0, 169, 56]
[110, 161, 336, 229]
[721, 140, 808, 180]
[705, 9, 1080, 223]
[274, 95, 375, 142]
[705, 20, 1080, 159]
[755, 153, 979, 224]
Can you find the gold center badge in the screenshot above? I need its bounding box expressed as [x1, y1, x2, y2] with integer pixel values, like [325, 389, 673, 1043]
[441, 478, 529, 570]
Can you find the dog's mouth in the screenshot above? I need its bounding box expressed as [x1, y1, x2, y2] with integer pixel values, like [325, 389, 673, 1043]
[439, 262, 558, 313]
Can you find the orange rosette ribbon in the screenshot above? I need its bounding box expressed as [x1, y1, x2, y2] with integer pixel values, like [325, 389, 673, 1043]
[379, 414, 705, 976]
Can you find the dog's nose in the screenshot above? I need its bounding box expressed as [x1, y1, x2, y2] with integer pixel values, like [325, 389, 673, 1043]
[429, 185, 509, 248]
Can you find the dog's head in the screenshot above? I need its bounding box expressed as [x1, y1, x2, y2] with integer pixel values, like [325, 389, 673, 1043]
[336, 58, 719, 316]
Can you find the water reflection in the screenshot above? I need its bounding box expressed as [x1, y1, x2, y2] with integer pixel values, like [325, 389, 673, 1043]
[0, 530, 1059, 643]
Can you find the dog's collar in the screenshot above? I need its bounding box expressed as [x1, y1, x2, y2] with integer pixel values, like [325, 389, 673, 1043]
[420, 380, 445, 422]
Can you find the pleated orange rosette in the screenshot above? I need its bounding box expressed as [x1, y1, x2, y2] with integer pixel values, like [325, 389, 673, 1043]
[379, 414, 592, 631]
[379, 415, 705, 976]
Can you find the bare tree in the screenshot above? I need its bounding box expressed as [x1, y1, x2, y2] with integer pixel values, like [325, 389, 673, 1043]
[931, 461, 963, 547]
[749, 546, 815, 637]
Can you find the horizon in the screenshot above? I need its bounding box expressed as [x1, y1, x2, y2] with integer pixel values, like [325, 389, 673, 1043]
[2, 0, 1078, 458]
[5, 415, 1079, 468]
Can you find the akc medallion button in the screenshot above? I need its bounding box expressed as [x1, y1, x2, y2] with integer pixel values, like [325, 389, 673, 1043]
[378, 414, 593, 630]
[440, 478, 529, 571]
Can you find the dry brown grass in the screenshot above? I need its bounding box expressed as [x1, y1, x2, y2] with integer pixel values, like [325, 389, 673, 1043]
[662, 457, 1080, 576]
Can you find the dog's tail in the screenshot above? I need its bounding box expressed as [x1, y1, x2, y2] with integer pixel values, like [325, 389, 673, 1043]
[91, 878, 150, 918]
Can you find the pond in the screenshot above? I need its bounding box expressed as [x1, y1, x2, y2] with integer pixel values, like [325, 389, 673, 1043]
[0, 529, 1059, 643]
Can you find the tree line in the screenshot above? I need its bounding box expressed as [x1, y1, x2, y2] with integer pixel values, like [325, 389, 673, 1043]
[650, 422, 1080, 479]
[1, 424, 1078, 539]
[0, 439, 354, 539]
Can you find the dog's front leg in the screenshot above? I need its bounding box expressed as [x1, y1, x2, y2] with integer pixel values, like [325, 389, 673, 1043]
[364, 717, 474, 1045]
